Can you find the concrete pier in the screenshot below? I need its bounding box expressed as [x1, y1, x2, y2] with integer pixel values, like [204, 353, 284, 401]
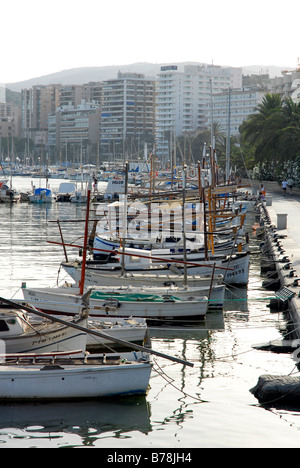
[260, 185, 300, 335]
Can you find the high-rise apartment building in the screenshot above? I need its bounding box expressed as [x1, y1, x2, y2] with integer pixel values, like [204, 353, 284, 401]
[83, 82, 103, 105]
[0, 103, 21, 138]
[58, 85, 85, 107]
[48, 101, 101, 163]
[100, 72, 156, 161]
[155, 64, 242, 160]
[21, 84, 60, 144]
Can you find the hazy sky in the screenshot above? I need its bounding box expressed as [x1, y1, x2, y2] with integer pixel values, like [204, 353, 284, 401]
[1, 0, 299, 83]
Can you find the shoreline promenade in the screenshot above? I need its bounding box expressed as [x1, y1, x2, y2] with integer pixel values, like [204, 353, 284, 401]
[259, 180, 300, 334]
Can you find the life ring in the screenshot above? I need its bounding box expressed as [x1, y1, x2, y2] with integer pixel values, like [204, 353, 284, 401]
[150, 171, 158, 178]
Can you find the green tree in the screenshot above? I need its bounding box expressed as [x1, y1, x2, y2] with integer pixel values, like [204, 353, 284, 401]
[240, 93, 284, 165]
[279, 97, 300, 160]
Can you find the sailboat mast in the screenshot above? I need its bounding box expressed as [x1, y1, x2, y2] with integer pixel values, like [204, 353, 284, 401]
[182, 164, 187, 287]
[226, 87, 231, 182]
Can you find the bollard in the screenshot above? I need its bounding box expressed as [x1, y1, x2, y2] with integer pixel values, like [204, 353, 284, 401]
[277, 213, 287, 230]
[266, 196, 272, 206]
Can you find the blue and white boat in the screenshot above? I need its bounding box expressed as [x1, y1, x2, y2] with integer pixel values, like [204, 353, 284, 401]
[29, 187, 53, 204]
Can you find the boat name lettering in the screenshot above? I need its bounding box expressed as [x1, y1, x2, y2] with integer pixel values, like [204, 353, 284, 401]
[31, 331, 67, 345]
[225, 268, 245, 278]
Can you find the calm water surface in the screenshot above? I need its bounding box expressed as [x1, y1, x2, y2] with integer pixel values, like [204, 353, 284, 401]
[1, 177, 300, 448]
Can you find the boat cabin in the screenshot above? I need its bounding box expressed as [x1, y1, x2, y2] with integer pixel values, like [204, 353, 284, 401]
[104, 179, 125, 200]
[0, 309, 28, 337]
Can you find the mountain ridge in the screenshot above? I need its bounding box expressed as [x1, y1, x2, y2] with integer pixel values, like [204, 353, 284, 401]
[5, 62, 292, 92]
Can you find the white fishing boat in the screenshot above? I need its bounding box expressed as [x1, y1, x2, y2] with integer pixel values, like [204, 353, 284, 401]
[15, 290, 148, 350]
[0, 351, 152, 400]
[60, 268, 224, 288]
[0, 306, 86, 354]
[92, 283, 226, 309]
[61, 247, 250, 286]
[21, 286, 208, 320]
[22, 282, 225, 312]
[93, 229, 247, 259]
[86, 317, 149, 351]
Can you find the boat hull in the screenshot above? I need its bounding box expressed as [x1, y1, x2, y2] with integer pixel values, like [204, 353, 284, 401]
[0, 362, 152, 400]
[62, 267, 224, 289]
[21, 287, 208, 320]
[1, 319, 87, 355]
[62, 252, 249, 286]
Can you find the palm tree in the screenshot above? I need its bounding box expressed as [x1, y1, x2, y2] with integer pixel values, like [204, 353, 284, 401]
[279, 97, 300, 160]
[240, 93, 284, 165]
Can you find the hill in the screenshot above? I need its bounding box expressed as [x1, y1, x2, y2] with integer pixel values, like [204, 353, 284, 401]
[5, 62, 292, 92]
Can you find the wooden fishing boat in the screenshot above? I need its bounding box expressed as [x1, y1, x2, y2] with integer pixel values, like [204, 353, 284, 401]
[85, 317, 149, 351]
[91, 284, 226, 309]
[0, 295, 194, 401]
[22, 282, 225, 312]
[20, 286, 208, 320]
[61, 247, 250, 286]
[93, 230, 247, 258]
[0, 306, 86, 354]
[13, 292, 148, 350]
[0, 351, 152, 400]
[60, 269, 224, 289]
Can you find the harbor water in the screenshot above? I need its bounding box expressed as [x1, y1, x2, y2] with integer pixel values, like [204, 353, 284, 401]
[1, 177, 300, 448]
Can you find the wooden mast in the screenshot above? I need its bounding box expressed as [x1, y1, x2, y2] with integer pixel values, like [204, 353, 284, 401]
[78, 189, 91, 295]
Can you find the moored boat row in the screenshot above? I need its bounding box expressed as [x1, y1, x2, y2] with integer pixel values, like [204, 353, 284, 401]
[0, 155, 256, 401]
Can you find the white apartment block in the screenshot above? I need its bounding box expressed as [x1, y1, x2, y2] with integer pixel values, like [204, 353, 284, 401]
[206, 88, 265, 136]
[155, 64, 242, 160]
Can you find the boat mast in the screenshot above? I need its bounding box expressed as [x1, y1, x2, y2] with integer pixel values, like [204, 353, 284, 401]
[79, 189, 91, 295]
[121, 161, 129, 275]
[182, 164, 187, 287]
[226, 87, 231, 182]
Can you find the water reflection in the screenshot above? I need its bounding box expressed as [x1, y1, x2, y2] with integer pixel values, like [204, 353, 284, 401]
[0, 397, 152, 446]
